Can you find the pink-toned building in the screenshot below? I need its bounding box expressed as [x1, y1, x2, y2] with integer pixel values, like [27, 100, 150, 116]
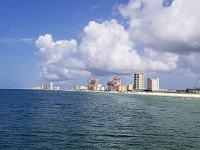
[114, 76, 122, 92]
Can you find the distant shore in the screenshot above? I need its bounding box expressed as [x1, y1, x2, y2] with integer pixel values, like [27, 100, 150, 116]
[31, 88, 200, 98]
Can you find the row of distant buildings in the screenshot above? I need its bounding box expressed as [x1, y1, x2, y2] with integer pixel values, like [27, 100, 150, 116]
[34, 82, 61, 90]
[74, 72, 160, 92]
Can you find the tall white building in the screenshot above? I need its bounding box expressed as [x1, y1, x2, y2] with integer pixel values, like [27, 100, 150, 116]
[147, 77, 159, 91]
[134, 72, 144, 90]
[50, 82, 54, 90]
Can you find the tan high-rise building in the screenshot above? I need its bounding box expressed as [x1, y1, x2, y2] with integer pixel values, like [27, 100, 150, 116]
[147, 77, 159, 91]
[113, 76, 122, 91]
[88, 78, 99, 91]
[134, 72, 144, 90]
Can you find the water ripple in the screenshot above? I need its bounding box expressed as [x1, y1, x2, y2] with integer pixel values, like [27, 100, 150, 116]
[0, 90, 200, 149]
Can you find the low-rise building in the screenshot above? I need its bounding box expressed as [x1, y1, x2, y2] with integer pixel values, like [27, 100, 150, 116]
[74, 85, 80, 91]
[121, 85, 127, 92]
[80, 86, 87, 91]
[100, 87, 105, 91]
[127, 84, 134, 91]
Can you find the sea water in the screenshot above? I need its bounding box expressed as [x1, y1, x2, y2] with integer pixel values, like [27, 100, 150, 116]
[0, 89, 200, 149]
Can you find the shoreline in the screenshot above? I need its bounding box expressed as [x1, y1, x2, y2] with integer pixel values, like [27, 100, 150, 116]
[77, 90, 200, 98]
[128, 92, 200, 98]
[15, 89, 200, 98]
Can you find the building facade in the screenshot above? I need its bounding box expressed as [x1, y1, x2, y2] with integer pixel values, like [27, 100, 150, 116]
[147, 77, 159, 91]
[113, 76, 122, 91]
[127, 84, 134, 91]
[50, 82, 54, 90]
[134, 72, 144, 90]
[121, 85, 127, 92]
[88, 78, 99, 91]
[107, 80, 115, 91]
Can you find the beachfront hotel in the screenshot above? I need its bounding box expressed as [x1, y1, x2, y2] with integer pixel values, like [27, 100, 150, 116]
[134, 72, 144, 90]
[147, 77, 160, 91]
[107, 80, 115, 91]
[87, 78, 99, 91]
[113, 76, 122, 92]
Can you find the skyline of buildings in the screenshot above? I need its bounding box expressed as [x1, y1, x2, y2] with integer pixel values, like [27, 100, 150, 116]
[34, 72, 200, 93]
[73, 72, 160, 92]
[34, 82, 60, 90]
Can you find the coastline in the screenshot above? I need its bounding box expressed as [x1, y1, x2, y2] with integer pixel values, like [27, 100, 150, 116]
[124, 91, 200, 98]
[89, 90, 200, 98]
[28, 89, 200, 98]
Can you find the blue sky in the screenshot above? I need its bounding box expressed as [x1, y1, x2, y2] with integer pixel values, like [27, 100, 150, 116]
[0, 0, 127, 88]
[0, 0, 200, 89]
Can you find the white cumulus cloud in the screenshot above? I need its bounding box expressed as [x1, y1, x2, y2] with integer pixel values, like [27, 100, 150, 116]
[80, 19, 178, 75]
[36, 34, 90, 81]
[36, 0, 200, 82]
[119, 0, 200, 72]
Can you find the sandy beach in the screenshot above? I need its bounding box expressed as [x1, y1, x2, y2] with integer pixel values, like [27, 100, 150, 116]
[70, 90, 200, 98]
[129, 92, 200, 98]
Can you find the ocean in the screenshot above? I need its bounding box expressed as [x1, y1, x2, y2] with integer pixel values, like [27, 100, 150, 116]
[0, 89, 200, 149]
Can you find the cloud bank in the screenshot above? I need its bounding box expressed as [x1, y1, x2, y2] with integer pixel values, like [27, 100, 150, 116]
[119, 0, 200, 71]
[36, 0, 200, 81]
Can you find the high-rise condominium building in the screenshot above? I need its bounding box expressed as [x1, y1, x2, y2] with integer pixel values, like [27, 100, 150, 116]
[50, 82, 54, 90]
[113, 76, 122, 91]
[147, 77, 159, 91]
[107, 80, 115, 91]
[134, 72, 144, 90]
[88, 78, 99, 91]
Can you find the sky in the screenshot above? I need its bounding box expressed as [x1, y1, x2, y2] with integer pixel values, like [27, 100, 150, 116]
[0, 0, 200, 89]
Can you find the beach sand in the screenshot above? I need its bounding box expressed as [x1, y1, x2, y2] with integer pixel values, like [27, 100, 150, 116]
[129, 92, 200, 98]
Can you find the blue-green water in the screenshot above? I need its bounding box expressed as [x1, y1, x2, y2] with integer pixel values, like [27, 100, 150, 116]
[0, 90, 200, 149]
